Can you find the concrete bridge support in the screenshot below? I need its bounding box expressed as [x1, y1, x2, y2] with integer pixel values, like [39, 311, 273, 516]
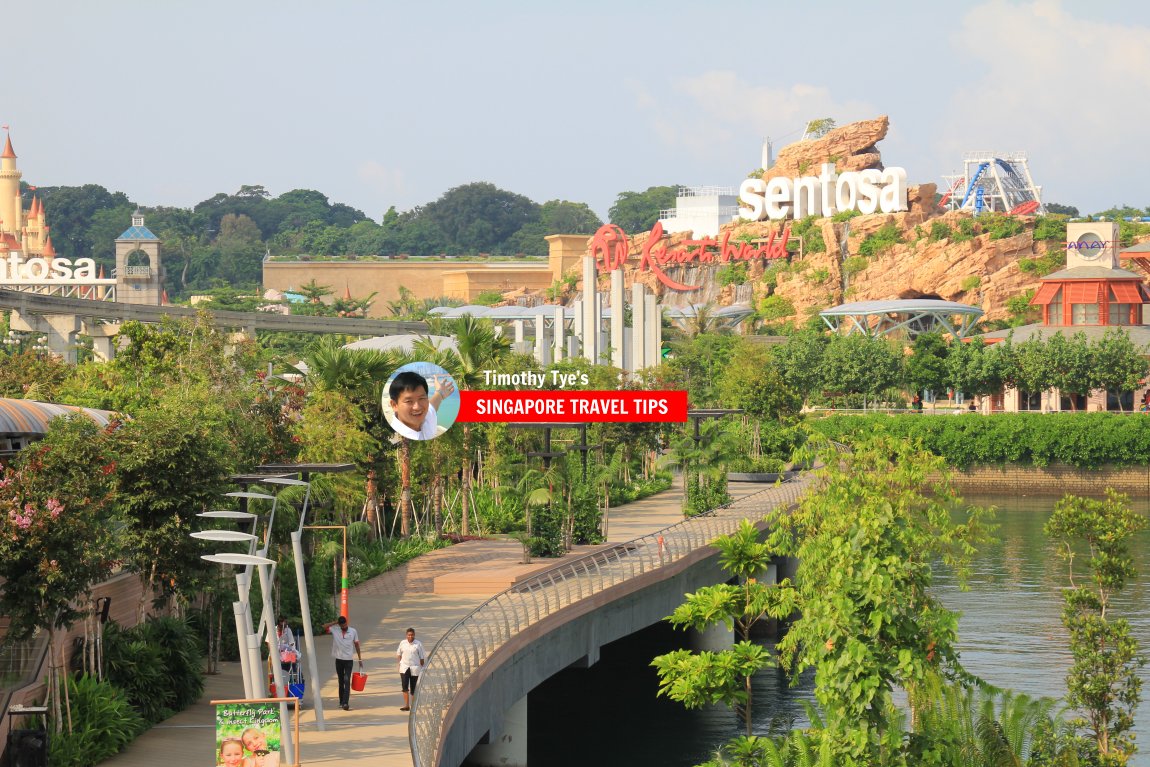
[82, 321, 121, 362]
[465, 695, 527, 767]
[9, 310, 81, 363]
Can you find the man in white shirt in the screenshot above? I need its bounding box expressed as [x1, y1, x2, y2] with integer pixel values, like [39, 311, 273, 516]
[395, 627, 426, 711]
[386, 371, 456, 441]
[323, 616, 362, 710]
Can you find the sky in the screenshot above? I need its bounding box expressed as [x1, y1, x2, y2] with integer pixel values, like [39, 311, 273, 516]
[5, 0, 1150, 222]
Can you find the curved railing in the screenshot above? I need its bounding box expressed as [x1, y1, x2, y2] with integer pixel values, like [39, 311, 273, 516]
[408, 472, 819, 767]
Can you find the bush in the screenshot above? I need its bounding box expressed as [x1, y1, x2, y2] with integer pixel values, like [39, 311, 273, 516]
[716, 263, 749, 287]
[983, 213, 1026, 240]
[473, 290, 504, 306]
[843, 256, 868, 276]
[49, 675, 147, 767]
[103, 617, 204, 724]
[1032, 215, 1067, 242]
[759, 295, 795, 322]
[808, 412, 1150, 470]
[832, 209, 860, 223]
[960, 275, 981, 292]
[952, 217, 977, 243]
[928, 221, 953, 242]
[857, 223, 904, 257]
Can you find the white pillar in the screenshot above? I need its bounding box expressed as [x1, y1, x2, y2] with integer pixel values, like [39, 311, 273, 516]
[552, 306, 565, 362]
[233, 602, 254, 699]
[572, 300, 583, 359]
[257, 564, 294, 766]
[631, 283, 647, 371]
[467, 695, 528, 767]
[534, 314, 550, 365]
[610, 269, 624, 369]
[581, 255, 598, 363]
[645, 293, 659, 367]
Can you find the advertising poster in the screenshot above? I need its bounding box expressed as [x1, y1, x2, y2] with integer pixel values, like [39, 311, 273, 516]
[215, 702, 282, 767]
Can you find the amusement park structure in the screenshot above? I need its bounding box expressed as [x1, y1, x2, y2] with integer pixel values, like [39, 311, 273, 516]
[940, 152, 1045, 216]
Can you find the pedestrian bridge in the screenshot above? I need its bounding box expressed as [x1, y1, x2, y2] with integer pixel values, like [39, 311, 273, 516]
[409, 473, 817, 767]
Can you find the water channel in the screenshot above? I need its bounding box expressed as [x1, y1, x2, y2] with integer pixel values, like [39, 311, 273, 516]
[527, 491, 1150, 766]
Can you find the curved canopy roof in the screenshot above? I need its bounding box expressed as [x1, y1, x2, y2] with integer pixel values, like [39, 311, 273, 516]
[819, 299, 983, 339]
[0, 398, 116, 438]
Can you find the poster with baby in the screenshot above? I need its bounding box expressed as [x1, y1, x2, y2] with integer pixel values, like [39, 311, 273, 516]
[215, 702, 282, 767]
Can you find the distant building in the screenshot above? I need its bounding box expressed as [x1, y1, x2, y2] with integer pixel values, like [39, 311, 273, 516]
[979, 222, 1150, 411]
[0, 131, 55, 259]
[657, 186, 739, 238]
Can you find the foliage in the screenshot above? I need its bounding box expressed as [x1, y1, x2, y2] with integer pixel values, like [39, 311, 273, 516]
[47, 674, 146, 766]
[0, 417, 117, 642]
[773, 330, 829, 406]
[609, 185, 678, 234]
[722, 345, 802, 422]
[805, 267, 830, 284]
[716, 262, 750, 287]
[983, 212, 1027, 240]
[0, 347, 73, 400]
[819, 334, 902, 404]
[842, 255, 868, 276]
[1019, 253, 1065, 276]
[768, 438, 993, 763]
[472, 289, 505, 306]
[809, 412, 1150, 469]
[661, 334, 746, 408]
[960, 274, 982, 292]
[652, 520, 797, 736]
[857, 222, 904, 257]
[928, 221, 953, 242]
[831, 209, 859, 223]
[757, 294, 795, 323]
[789, 215, 827, 254]
[905, 332, 949, 398]
[1006, 289, 1041, 324]
[1046, 490, 1147, 765]
[952, 216, 978, 243]
[1033, 215, 1069, 241]
[102, 617, 204, 724]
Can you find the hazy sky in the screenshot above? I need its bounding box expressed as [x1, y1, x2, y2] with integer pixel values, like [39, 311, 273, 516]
[6, 1, 1149, 221]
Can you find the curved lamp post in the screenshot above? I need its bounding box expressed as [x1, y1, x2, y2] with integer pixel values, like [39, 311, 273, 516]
[201, 551, 294, 766]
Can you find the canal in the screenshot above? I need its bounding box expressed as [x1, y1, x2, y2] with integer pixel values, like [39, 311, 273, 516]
[526, 492, 1150, 766]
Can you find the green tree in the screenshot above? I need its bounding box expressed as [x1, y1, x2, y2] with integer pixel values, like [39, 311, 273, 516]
[905, 332, 949, 402]
[1045, 332, 1096, 410]
[37, 183, 133, 262]
[769, 437, 993, 763]
[608, 185, 678, 234]
[773, 330, 829, 407]
[215, 212, 266, 285]
[1045, 490, 1147, 766]
[1092, 329, 1149, 411]
[652, 520, 797, 737]
[0, 417, 118, 731]
[423, 182, 541, 254]
[819, 334, 902, 408]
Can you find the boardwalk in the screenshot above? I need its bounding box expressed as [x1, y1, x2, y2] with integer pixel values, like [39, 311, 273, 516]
[100, 479, 767, 767]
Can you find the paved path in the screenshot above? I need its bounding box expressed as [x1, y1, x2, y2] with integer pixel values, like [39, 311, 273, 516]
[101, 479, 765, 766]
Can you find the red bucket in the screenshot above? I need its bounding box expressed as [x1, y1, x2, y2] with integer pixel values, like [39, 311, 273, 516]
[351, 671, 368, 692]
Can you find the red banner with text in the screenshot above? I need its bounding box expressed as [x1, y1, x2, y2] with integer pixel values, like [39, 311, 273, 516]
[457, 390, 688, 423]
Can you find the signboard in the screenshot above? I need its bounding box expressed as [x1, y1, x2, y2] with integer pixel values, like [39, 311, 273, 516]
[590, 221, 789, 292]
[738, 163, 909, 221]
[216, 701, 282, 767]
[0, 255, 99, 283]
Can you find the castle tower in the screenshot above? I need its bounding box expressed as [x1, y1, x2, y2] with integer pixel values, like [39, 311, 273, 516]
[0, 132, 21, 238]
[115, 211, 163, 305]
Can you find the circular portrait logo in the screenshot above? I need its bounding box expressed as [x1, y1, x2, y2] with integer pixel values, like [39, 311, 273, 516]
[382, 362, 460, 441]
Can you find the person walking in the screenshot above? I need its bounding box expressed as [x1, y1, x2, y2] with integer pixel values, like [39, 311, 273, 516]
[323, 616, 362, 710]
[395, 627, 426, 711]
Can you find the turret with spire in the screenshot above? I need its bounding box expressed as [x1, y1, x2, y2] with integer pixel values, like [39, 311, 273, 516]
[0, 130, 22, 243]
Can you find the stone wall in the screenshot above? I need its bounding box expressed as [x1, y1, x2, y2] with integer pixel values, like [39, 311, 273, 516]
[946, 463, 1150, 495]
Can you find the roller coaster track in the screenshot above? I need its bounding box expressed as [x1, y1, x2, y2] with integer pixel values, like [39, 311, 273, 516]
[0, 289, 428, 336]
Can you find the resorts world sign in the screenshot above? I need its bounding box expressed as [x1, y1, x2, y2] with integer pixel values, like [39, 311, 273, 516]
[738, 163, 909, 221]
[0, 255, 98, 283]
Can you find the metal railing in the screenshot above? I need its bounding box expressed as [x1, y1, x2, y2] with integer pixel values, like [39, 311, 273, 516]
[409, 472, 820, 767]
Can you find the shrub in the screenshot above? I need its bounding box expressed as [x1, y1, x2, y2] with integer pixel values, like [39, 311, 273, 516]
[843, 256, 869, 276]
[952, 217, 978, 243]
[857, 223, 904, 257]
[832, 209, 860, 223]
[716, 263, 749, 287]
[1032, 215, 1067, 242]
[805, 267, 831, 284]
[103, 617, 204, 724]
[960, 275, 981, 292]
[49, 674, 146, 766]
[983, 213, 1026, 240]
[473, 290, 504, 306]
[808, 412, 1150, 469]
[1019, 253, 1063, 276]
[928, 221, 953, 242]
[759, 295, 796, 322]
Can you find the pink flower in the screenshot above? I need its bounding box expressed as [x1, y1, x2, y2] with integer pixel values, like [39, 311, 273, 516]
[46, 499, 63, 519]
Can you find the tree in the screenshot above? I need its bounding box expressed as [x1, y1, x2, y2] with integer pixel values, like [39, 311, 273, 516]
[1092, 329, 1149, 411]
[36, 184, 133, 261]
[819, 334, 902, 408]
[1045, 490, 1146, 766]
[1045, 332, 1096, 410]
[423, 182, 540, 254]
[652, 520, 797, 737]
[608, 186, 678, 234]
[215, 213, 265, 285]
[773, 330, 829, 407]
[769, 437, 993, 763]
[0, 417, 118, 732]
[1045, 202, 1080, 217]
[905, 332, 949, 402]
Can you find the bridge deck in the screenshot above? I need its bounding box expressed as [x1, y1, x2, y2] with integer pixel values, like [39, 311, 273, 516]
[98, 478, 789, 767]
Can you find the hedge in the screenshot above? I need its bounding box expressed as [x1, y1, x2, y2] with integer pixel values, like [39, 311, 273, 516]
[807, 413, 1150, 470]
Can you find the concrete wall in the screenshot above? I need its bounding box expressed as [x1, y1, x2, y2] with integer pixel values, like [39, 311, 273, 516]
[437, 543, 742, 767]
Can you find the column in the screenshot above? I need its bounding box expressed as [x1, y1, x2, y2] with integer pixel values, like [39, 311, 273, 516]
[581, 255, 597, 363]
[631, 283, 647, 371]
[552, 306, 565, 362]
[610, 269, 624, 369]
[467, 696, 527, 767]
[645, 293, 659, 368]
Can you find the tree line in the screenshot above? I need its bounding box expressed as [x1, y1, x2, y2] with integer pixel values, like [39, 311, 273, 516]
[21, 179, 680, 299]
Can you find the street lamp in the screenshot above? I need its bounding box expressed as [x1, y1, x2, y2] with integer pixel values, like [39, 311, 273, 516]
[197, 510, 258, 694]
[201, 551, 295, 766]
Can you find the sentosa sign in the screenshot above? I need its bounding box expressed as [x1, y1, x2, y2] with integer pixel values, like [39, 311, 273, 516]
[0, 255, 99, 283]
[591, 221, 789, 291]
[739, 163, 909, 221]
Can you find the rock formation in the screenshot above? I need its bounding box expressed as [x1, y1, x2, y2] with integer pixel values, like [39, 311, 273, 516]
[766, 116, 889, 179]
